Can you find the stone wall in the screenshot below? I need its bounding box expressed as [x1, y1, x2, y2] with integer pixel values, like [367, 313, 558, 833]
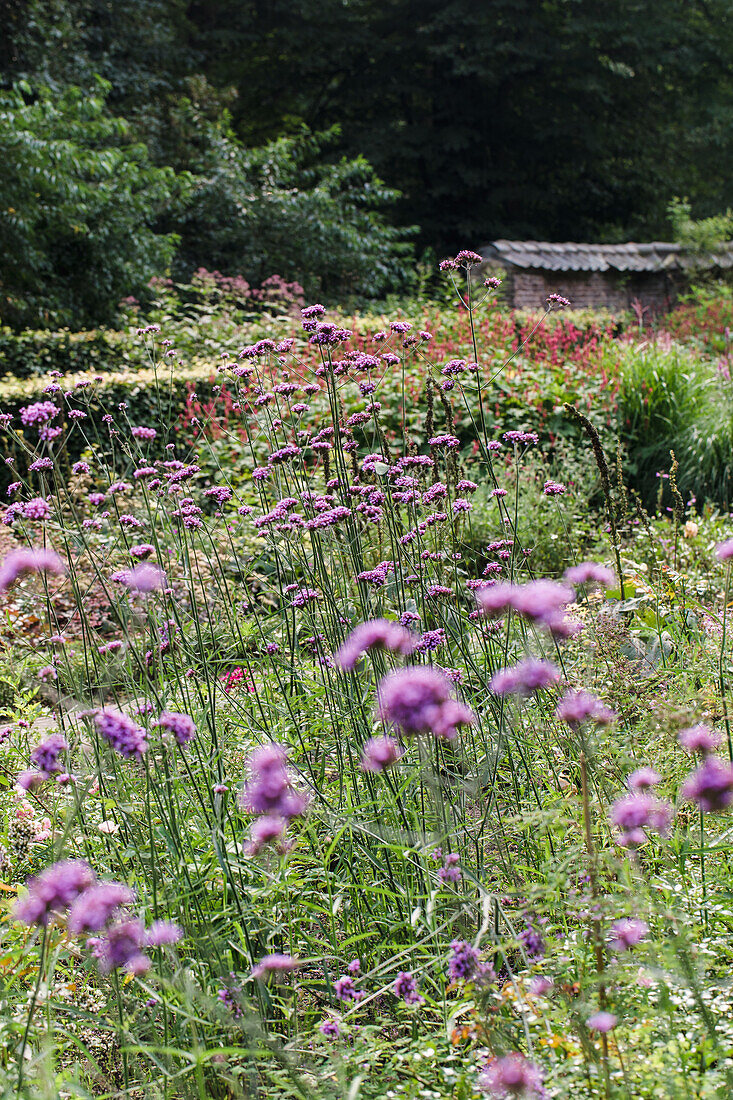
[506, 269, 678, 312]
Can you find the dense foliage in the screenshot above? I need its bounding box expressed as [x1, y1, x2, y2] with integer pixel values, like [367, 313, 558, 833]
[2, 271, 733, 1097]
[3, 0, 733, 254]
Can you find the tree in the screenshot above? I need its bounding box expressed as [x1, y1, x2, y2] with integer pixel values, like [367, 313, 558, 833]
[0, 82, 185, 329]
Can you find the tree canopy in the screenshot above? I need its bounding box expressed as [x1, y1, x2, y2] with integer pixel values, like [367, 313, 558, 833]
[2, 0, 733, 324]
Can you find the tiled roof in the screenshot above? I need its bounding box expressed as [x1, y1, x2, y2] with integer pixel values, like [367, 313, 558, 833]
[483, 240, 733, 272]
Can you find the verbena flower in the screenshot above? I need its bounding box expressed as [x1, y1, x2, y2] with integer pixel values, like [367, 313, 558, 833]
[319, 1018, 340, 1038]
[251, 953, 297, 980]
[715, 538, 733, 561]
[240, 743, 309, 819]
[627, 767, 661, 791]
[588, 1011, 617, 1032]
[490, 659, 560, 696]
[94, 708, 148, 759]
[377, 668, 474, 740]
[682, 757, 733, 812]
[564, 561, 615, 587]
[678, 724, 721, 755]
[14, 859, 95, 926]
[609, 918, 648, 952]
[555, 690, 616, 728]
[0, 548, 65, 591]
[122, 563, 166, 593]
[447, 939, 480, 982]
[67, 882, 135, 933]
[30, 732, 67, 774]
[156, 710, 196, 746]
[478, 1053, 544, 1097]
[335, 619, 415, 670]
[610, 792, 672, 847]
[361, 735, 403, 772]
[92, 917, 150, 975]
[393, 971, 424, 1004]
[333, 974, 365, 1002]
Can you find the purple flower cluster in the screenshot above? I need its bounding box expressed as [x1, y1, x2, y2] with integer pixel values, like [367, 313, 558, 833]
[609, 918, 648, 952]
[490, 659, 560, 697]
[14, 860, 94, 926]
[94, 708, 148, 759]
[0, 548, 65, 591]
[610, 792, 672, 847]
[155, 710, 196, 746]
[377, 668, 474, 740]
[447, 939, 480, 982]
[335, 618, 414, 670]
[361, 735, 403, 772]
[20, 401, 59, 427]
[555, 690, 616, 728]
[30, 732, 67, 774]
[393, 971, 424, 1005]
[251, 953, 298, 980]
[478, 1053, 544, 1098]
[564, 561, 615, 587]
[478, 580, 575, 637]
[683, 756, 733, 812]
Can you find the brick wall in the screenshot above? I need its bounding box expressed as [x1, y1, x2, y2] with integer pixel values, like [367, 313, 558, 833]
[508, 269, 679, 312]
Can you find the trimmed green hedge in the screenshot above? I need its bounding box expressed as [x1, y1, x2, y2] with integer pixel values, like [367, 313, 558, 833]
[0, 361, 221, 487]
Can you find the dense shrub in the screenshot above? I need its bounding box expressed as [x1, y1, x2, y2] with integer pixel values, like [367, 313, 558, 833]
[0, 82, 184, 330]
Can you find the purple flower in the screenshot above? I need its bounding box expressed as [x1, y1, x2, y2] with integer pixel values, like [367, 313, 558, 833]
[20, 401, 59, 427]
[588, 1011, 617, 1033]
[14, 860, 95, 926]
[319, 1018, 340, 1038]
[246, 815, 289, 855]
[543, 480, 566, 495]
[716, 539, 733, 561]
[490, 659, 560, 696]
[130, 543, 155, 560]
[30, 732, 67, 774]
[156, 710, 196, 746]
[555, 690, 616, 728]
[547, 293, 571, 309]
[678, 724, 721, 755]
[131, 426, 157, 441]
[478, 1053, 544, 1097]
[610, 792, 672, 847]
[0, 548, 65, 591]
[627, 767, 662, 791]
[682, 757, 733, 812]
[448, 939, 480, 982]
[94, 708, 148, 759]
[394, 971, 424, 1005]
[376, 668, 474, 740]
[478, 580, 574, 636]
[429, 434, 460, 449]
[251, 953, 297, 980]
[609, 919, 649, 952]
[67, 882, 135, 933]
[563, 562, 615, 587]
[94, 917, 149, 974]
[361, 735, 403, 772]
[240, 743, 309, 819]
[335, 619, 415, 670]
[23, 497, 51, 520]
[333, 974, 365, 1002]
[145, 920, 183, 947]
[123, 563, 166, 593]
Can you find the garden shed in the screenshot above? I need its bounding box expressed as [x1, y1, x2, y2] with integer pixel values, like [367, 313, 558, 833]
[481, 240, 733, 311]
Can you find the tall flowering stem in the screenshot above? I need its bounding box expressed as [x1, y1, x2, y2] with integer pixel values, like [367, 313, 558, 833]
[580, 751, 611, 1100]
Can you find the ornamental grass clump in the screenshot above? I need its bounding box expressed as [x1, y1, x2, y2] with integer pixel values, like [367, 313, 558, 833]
[2, 257, 733, 1097]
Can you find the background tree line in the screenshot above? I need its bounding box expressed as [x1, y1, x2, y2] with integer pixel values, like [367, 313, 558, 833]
[1, 0, 733, 328]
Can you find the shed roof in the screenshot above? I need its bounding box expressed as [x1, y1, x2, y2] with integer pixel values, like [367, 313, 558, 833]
[483, 240, 733, 273]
